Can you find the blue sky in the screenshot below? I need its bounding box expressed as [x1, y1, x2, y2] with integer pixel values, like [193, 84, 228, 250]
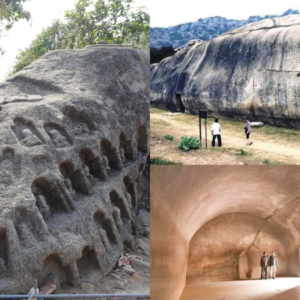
[149, 0, 300, 27]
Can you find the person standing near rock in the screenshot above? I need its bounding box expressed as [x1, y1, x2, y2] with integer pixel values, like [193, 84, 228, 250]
[211, 119, 222, 147]
[268, 251, 278, 279]
[260, 251, 269, 279]
[245, 117, 253, 146]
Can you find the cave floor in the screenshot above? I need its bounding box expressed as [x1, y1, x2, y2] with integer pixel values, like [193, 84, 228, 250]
[180, 277, 300, 300]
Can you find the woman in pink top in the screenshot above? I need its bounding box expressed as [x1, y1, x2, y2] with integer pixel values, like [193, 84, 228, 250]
[245, 117, 253, 146]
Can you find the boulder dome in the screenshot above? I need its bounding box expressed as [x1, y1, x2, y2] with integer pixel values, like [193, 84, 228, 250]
[151, 14, 300, 127]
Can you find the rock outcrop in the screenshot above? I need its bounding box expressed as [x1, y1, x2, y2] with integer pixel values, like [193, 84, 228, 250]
[151, 14, 300, 127]
[0, 44, 149, 293]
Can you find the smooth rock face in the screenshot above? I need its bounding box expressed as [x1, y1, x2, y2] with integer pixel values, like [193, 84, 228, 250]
[151, 15, 300, 127]
[188, 213, 287, 281]
[0, 45, 149, 293]
[151, 166, 300, 300]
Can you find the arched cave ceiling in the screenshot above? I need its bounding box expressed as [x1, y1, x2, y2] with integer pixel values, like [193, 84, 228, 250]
[151, 166, 300, 244]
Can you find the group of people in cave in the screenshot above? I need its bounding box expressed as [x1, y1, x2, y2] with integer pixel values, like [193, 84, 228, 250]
[260, 251, 278, 280]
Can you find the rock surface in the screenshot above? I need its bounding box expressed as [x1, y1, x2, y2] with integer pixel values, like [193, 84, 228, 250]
[0, 44, 149, 293]
[151, 14, 300, 127]
[151, 166, 300, 300]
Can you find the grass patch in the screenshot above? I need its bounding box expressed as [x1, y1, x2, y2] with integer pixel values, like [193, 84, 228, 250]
[150, 119, 171, 127]
[262, 158, 283, 165]
[150, 157, 179, 165]
[150, 106, 168, 114]
[235, 149, 251, 156]
[262, 158, 271, 164]
[256, 126, 300, 142]
[164, 134, 174, 141]
[178, 136, 201, 151]
[209, 147, 226, 152]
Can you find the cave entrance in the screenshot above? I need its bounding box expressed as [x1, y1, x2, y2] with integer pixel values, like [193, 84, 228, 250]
[176, 94, 185, 113]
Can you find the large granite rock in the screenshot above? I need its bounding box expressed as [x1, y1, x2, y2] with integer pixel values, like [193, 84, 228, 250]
[0, 45, 149, 293]
[151, 14, 300, 127]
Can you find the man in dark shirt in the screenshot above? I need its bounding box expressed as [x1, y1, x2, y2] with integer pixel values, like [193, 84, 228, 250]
[260, 252, 269, 279]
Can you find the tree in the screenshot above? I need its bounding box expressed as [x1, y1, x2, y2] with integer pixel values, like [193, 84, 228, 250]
[11, 0, 149, 74]
[12, 20, 69, 73]
[0, 0, 30, 53]
[0, 0, 30, 27]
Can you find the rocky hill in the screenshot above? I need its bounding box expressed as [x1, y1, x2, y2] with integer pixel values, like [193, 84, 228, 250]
[150, 14, 300, 128]
[150, 9, 299, 49]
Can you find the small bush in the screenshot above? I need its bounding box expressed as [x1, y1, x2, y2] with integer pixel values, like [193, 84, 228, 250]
[164, 135, 174, 141]
[150, 157, 178, 165]
[235, 149, 250, 156]
[178, 136, 201, 151]
[297, 71, 300, 77]
[262, 158, 271, 165]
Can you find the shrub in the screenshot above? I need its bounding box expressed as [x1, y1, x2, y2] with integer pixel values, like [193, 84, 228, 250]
[164, 134, 174, 141]
[150, 157, 178, 165]
[262, 158, 271, 165]
[297, 71, 300, 77]
[178, 136, 201, 151]
[235, 149, 250, 156]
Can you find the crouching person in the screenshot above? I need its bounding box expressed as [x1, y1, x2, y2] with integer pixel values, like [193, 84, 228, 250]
[268, 251, 278, 279]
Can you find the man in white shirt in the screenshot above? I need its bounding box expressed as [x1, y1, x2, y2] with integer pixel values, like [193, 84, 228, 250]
[211, 119, 222, 147]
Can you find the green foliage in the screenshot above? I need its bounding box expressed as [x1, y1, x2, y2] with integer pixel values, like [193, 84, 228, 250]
[0, 0, 30, 26]
[262, 158, 271, 165]
[12, 20, 69, 73]
[164, 134, 174, 141]
[178, 136, 201, 151]
[150, 157, 178, 165]
[150, 46, 175, 64]
[11, 0, 149, 73]
[0, 0, 30, 53]
[235, 149, 250, 156]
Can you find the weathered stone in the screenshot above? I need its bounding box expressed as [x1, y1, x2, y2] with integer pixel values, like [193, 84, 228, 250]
[138, 239, 150, 256]
[187, 39, 201, 46]
[81, 282, 97, 293]
[0, 44, 149, 293]
[151, 15, 300, 127]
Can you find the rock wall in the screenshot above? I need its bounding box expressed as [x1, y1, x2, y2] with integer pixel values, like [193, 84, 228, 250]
[150, 180, 188, 300]
[151, 15, 300, 127]
[151, 166, 300, 300]
[188, 213, 287, 281]
[0, 44, 149, 293]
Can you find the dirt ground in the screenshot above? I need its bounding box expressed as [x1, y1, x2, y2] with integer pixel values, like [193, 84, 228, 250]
[150, 107, 300, 165]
